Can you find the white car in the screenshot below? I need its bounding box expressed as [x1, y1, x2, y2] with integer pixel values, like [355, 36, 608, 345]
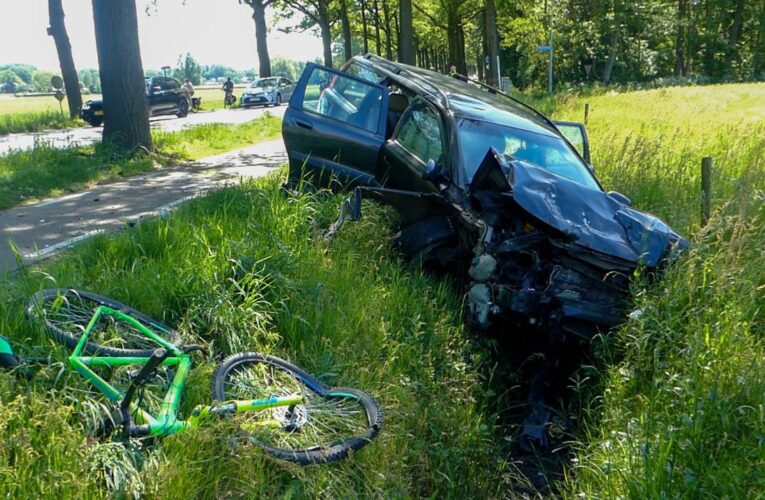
[240, 77, 295, 108]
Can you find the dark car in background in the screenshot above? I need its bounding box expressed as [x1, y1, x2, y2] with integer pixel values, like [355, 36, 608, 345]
[282, 54, 686, 447]
[81, 76, 189, 127]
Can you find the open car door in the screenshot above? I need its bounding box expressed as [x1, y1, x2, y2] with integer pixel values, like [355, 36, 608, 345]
[283, 63, 390, 188]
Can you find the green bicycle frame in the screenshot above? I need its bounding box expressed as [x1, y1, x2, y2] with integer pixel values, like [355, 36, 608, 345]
[67, 305, 302, 437]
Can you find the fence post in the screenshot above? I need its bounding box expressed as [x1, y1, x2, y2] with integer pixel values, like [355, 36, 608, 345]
[584, 103, 590, 124]
[701, 156, 712, 225]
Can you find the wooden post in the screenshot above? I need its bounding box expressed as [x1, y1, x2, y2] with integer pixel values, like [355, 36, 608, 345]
[584, 103, 590, 124]
[701, 156, 712, 225]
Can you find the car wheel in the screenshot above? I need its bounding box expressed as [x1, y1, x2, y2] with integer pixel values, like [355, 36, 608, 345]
[176, 98, 189, 118]
[88, 117, 103, 127]
[394, 217, 458, 266]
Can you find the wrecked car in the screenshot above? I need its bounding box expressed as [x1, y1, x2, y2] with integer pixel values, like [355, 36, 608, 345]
[283, 54, 687, 447]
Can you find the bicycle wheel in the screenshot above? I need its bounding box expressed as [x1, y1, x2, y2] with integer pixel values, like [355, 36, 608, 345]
[27, 288, 181, 357]
[211, 352, 382, 465]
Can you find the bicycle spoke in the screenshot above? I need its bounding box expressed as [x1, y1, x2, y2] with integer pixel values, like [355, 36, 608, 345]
[221, 361, 369, 453]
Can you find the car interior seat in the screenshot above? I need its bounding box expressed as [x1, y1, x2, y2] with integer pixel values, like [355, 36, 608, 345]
[387, 93, 410, 138]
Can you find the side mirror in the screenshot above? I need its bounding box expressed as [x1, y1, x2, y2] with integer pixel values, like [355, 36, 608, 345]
[554, 121, 591, 163]
[608, 191, 632, 206]
[423, 159, 447, 184]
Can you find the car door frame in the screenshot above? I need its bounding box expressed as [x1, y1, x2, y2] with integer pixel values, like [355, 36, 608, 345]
[382, 96, 450, 193]
[284, 62, 390, 186]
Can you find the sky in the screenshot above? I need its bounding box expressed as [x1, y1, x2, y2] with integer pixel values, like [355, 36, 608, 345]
[0, 0, 324, 72]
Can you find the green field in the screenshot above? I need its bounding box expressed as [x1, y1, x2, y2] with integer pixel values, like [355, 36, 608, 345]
[1, 83, 764, 497]
[0, 88, 243, 135]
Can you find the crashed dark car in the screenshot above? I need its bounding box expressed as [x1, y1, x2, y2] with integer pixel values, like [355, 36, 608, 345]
[283, 54, 687, 446]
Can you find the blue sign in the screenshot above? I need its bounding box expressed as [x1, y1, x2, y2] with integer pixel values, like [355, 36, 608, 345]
[538, 45, 552, 53]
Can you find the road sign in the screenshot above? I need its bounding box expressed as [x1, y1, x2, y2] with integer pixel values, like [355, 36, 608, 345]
[538, 45, 552, 53]
[51, 75, 64, 89]
[54, 89, 65, 102]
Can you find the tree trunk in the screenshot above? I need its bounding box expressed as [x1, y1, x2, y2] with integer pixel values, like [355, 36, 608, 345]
[373, 0, 382, 54]
[339, 0, 353, 62]
[456, 25, 467, 74]
[361, 0, 370, 54]
[91, 0, 152, 150]
[48, 0, 82, 119]
[674, 0, 687, 77]
[318, 4, 333, 67]
[398, 0, 415, 64]
[724, 0, 746, 74]
[382, 0, 393, 59]
[755, 0, 765, 76]
[603, 24, 619, 83]
[485, 0, 499, 86]
[251, 0, 271, 77]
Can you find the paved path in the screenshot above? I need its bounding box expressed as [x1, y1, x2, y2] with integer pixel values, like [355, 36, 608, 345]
[0, 106, 286, 155]
[0, 138, 287, 273]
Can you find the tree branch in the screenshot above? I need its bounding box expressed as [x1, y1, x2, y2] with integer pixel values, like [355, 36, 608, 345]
[413, 3, 446, 30]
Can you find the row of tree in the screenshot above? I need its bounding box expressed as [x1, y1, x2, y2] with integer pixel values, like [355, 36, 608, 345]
[0, 65, 100, 94]
[245, 0, 765, 87]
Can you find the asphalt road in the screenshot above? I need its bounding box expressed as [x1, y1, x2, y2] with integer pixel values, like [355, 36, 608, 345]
[0, 138, 288, 273]
[0, 105, 287, 155]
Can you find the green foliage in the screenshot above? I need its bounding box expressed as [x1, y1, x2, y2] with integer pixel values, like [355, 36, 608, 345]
[173, 53, 203, 85]
[78, 68, 101, 93]
[0, 172, 508, 498]
[537, 83, 765, 497]
[270, 57, 307, 81]
[0, 111, 79, 137]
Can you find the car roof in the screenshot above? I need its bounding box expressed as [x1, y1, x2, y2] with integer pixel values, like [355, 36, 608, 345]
[352, 55, 559, 138]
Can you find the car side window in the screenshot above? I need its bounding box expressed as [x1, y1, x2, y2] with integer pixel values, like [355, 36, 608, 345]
[158, 78, 175, 91]
[344, 61, 385, 85]
[302, 67, 383, 134]
[396, 105, 444, 165]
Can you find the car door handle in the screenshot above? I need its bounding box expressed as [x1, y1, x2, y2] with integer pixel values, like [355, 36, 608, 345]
[295, 119, 313, 130]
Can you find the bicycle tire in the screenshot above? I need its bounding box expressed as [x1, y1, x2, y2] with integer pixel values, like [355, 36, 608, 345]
[27, 288, 181, 357]
[211, 352, 382, 465]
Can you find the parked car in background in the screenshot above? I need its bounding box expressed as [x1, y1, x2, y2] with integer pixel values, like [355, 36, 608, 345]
[240, 77, 294, 108]
[283, 54, 687, 449]
[80, 76, 189, 127]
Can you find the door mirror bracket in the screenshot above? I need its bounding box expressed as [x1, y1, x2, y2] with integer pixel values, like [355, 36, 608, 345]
[423, 159, 448, 184]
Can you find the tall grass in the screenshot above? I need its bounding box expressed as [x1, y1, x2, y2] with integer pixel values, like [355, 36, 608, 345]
[1, 82, 763, 497]
[544, 83, 765, 497]
[0, 110, 80, 136]
[0, 174, 511, 498]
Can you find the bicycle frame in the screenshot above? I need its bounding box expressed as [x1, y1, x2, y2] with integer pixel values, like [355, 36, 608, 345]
[68, 305, 302, 438]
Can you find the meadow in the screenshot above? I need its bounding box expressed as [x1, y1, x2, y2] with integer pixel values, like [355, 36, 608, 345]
[0, 82, 763, 497]
[0, 88, 240, 135]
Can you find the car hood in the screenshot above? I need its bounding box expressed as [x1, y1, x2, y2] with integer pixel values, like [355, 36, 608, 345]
[470, 149, 687, 268]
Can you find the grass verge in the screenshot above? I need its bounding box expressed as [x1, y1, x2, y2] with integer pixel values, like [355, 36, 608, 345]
[0, 110, 82, 136]
[0, 114, 282, 210]
[0, 172, 512, 498]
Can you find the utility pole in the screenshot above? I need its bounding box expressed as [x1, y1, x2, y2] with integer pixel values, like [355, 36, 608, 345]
[548, 0, 554, 93]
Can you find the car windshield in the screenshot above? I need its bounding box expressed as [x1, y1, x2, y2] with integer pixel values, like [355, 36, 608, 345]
[252, 78, 277, 88]
[458, 118, 601, 190]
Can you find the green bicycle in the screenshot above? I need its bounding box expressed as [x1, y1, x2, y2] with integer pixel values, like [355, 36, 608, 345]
[3, 288, 381, 465]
